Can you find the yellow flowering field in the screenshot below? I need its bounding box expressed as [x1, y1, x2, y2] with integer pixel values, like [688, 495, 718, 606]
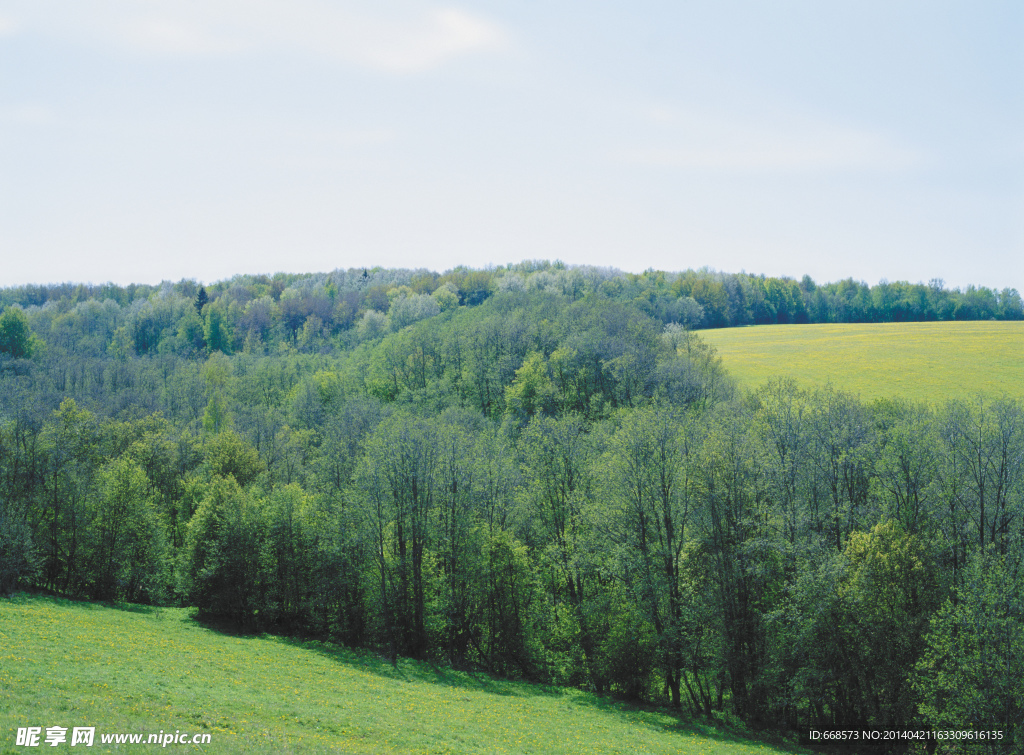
[0, 595, 804, 755]
[701, 321, 1024, 404]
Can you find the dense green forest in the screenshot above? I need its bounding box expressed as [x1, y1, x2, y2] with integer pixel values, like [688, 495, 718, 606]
[1, 263, 1022, 753]
[1, 265, 1022, 346]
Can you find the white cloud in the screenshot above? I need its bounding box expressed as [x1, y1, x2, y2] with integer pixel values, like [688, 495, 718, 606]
[620, 105, 920, 173]
[3, 1, 507, 72]
[351, 7, 506, 73]
[0, 15, 16, 35]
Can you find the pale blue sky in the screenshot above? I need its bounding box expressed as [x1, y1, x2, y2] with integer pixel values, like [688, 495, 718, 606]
[1, 1, 1021, 289]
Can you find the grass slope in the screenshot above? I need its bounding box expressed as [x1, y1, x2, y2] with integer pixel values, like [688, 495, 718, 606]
[0, 596, 803, 755]
[701, 321, 1024, 404]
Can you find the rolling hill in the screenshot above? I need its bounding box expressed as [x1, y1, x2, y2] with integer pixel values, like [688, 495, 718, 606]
[0, 595, 805, 755]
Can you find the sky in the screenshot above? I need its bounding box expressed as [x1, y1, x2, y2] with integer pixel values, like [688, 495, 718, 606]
[1, 1, 1021, 290]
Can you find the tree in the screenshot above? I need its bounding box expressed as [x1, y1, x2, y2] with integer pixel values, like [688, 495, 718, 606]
[357, 414, 441, 659]
[389, 292, 440, 331]
[356, 310, 388, 342]
[942, 399, 1024, 555]
[203, 302, 233, 354]
[432, 416, 487, 665]
[505, 352, 555, 426]
[871, 399, 941, 536]
[203, 430, 263, 487]
[838, 520, 939, 731]
[602, 406, 698, 707]
[519, 414, 605, 689]
[478, 527, 540, 676]
[178, 475, 269, 628]
[87, 456, 166, 602]
[0, 501, 37, 596]
[37, 399, 101, 595]
[754, 378, 813, 550]
[657, 325, 731, 410]
[432, 282, 459, 312]
[264, 483, 318, 631]
[916, 550, 1024, 753]
[0, 307, 36, 358]
[778, 520, 940, 735]
[806, 387, 874, 551]
[693, 406, 778, 723]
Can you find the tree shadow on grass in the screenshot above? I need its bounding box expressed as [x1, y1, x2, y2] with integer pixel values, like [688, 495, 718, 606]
[190, 611, 265, 636]
[9, 594, 808, 754]
[9, 590, 165, 616]
[266, 632, 545, 699]
[184, 609, 545, 696]
[549, 692, 809, 753]
[187, 615, 809, 754]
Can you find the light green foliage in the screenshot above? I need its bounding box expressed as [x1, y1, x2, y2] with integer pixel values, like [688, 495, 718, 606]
[941, 397, 1024, 552]
[595, 591, 658, 700]
[87, 457, 166, 603]
[518, 415, 607, 688]
[388, 291, 441, 331]
[264, 483, 319, 627]
[201, 352, 235, 434]
[202, 392, 231, 434]
[356, 309, 388, 341]
[838, 521, 939, 729]
[479, 528, 541, 676]
[202, 430, 263, 487]
[37, 400, 102, 595]
[431, 281, 459, 311]
[691, 408, 781, 724]
[287, 377, 326, 430]
[106, 325, 133, 360]
[296, 313, 332, 354]
[202, 349, 233, 390]
[702, 321, 1024, 403]
[504, 351, 555, 425]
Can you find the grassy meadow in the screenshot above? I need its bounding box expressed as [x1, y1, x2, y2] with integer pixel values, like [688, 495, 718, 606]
[701, 321, 1024, 403]
[0, 595, 804, 755]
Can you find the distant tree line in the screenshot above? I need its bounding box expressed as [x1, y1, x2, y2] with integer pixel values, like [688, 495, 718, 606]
[0, 264, 1020, 368]
[1, 265, 1022, 753]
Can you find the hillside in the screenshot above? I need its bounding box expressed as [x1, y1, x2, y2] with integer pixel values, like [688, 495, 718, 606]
[0, 595, 802, 755]
[2, 267, 1023, 750]
[701, 321, 1024, 404]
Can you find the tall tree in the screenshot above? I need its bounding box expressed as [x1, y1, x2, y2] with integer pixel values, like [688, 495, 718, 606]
[602, 406, 699, 708]
[357, 414, 440, 659]
[519, 414, 605, 689]
[693, 405, 777, 723]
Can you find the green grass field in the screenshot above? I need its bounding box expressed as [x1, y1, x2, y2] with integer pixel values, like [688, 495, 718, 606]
[0, 595, 804, 755]
[701, 321, 1024, 404]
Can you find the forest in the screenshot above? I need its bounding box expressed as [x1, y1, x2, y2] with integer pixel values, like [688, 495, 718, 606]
[1, 263, 1022, 752]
